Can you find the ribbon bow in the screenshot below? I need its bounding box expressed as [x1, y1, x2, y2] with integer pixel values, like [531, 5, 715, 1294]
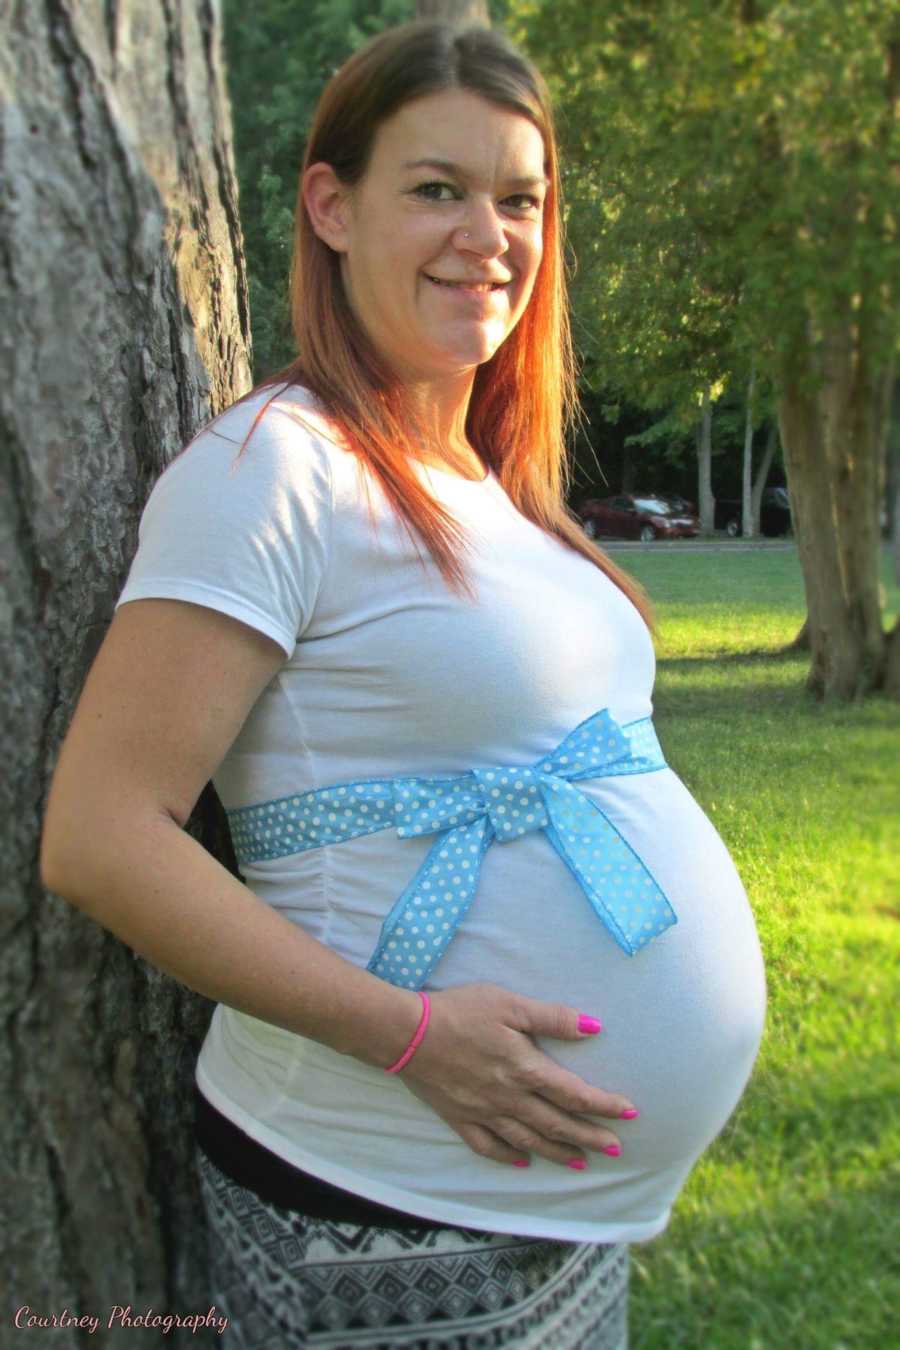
[226, 709, 676, 991]
[371, 710, 675, 988]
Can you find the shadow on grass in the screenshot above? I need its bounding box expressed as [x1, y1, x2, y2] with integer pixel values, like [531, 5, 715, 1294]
[653, 655, 812, 719]
[652, 647, 900, 722]
[660, 643, 803, 670]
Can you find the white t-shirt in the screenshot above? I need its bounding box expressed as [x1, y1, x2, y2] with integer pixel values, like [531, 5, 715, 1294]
[115, 382, 766, 1244]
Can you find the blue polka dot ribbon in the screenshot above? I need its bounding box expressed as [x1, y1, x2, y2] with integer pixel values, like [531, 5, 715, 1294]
[226, 708, 676, 990]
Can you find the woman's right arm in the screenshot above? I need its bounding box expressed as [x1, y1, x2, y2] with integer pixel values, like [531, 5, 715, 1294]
[40, 598, 635, 1168]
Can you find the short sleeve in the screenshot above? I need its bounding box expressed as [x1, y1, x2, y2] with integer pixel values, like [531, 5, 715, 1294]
[114, 391, 334, 660]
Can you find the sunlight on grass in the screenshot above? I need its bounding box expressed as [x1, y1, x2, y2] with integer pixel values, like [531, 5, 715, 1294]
[606, 545, 900, 1350]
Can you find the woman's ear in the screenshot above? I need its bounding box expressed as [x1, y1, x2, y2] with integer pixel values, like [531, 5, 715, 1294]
[302, 162, 353, 253]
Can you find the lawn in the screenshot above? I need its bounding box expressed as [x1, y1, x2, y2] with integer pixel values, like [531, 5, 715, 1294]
[607, 544, 900, 1350]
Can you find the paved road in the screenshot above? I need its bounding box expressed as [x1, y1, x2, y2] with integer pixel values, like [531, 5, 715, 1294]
[602, 536, 796, 553]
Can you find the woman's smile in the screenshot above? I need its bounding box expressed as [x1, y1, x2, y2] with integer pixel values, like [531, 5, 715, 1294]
[423, 275, 510, 292]
[422, 273, 511, 305]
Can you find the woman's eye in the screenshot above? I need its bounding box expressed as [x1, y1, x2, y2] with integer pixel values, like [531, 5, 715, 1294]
[413, 181, 459, 202]
[505, 194, 542, 213]
[410, 183, 543, 213]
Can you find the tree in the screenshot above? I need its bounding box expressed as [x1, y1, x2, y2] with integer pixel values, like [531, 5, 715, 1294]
[514, 0, 899, 698]
[223, 0, 417, 380]
[697, 389, 716, 534]
[741, 365, 756, 539]
[1, 2, 250, 1340]
[751, 421, 780, 535]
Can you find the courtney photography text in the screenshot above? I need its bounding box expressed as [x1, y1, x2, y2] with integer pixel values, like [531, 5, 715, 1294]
[12, 1306, 228, 1335]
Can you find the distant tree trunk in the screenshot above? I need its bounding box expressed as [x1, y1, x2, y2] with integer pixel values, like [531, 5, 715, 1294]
[621, 442, 637, 493]
[697, 389, 715, 534]
[777, 308, 896, 699]
[416, 0, 491, 23]
[887, 377, 900, 584]
[1, 2, 251, 1344]
[742, 365, 756, 538]
[751, 422, 778, 533]
[886, 616, 900, 690]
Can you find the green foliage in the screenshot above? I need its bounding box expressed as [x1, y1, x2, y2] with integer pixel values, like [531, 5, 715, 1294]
[510, 0, 899, 423]
[610, 543, 900, 1347]
[223, 0, 414, 379]
[222, 2, 896, 501]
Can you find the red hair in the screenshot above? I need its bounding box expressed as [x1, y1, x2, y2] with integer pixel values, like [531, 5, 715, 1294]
[225, 20, 654, 629]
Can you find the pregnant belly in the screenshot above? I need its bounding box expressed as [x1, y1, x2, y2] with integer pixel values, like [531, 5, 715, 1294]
[427, 768, 768, 1172]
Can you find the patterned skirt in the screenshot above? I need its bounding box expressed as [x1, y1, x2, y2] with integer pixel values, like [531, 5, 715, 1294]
[195, 1146, 629, 1348]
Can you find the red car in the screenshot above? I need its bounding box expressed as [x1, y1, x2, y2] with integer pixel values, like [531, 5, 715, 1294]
[579, 494, 700, 542]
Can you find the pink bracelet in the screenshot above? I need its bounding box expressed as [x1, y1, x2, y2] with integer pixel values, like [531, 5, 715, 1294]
[384, 992, 431, 1074]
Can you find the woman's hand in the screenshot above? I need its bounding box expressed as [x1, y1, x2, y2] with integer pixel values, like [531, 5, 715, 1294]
[398, 983, 638, 1169]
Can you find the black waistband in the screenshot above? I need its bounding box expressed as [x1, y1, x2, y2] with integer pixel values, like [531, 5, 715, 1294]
[192, 1083, 470, 1232]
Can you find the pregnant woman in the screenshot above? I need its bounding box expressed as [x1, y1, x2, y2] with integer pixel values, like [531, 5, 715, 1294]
[40, 19, 766, 1349]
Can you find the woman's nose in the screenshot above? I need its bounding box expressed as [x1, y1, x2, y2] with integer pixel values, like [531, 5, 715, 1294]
[454, 199, 508, 256]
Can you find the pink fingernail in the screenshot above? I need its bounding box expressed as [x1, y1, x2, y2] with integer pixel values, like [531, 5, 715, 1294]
[567, 1158, 587, 1171]
[620, 1108, 640, 1120]
[513, 1159, 530, 1168]
[602, 1144, 622, 1157]
[577, 1014, 603, 1035]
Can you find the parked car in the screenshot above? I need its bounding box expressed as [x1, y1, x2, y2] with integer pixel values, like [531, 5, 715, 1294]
[579, 493, 700, 542]
[715, 486, 792, 537]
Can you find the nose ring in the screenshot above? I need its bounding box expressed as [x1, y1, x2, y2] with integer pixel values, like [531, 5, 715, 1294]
[463, 231, 471, 239]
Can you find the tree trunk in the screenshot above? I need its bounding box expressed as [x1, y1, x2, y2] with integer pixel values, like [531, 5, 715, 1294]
[885, 616, 900, 697]
[621, 441, 637, 493]
[886, 376, 900, 584]
[742, 365, 756, 538]
[697, 389, 715, 534]
[751, 422, 778, 534]
[416, 0, 491, 24]
[1, 2, 251, 1343]
[777, 302, 894, 699]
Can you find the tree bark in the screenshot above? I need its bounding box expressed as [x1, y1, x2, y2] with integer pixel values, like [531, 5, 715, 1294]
[777, 302, 894, 699]
[1, 2, 251, 1343]
[697, 389, 715, 534]
[416, 0, 491, 24]
[741, 365, 756, 538]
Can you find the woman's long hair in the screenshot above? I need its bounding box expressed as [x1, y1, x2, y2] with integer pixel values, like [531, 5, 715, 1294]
[233, 19, 654, 628]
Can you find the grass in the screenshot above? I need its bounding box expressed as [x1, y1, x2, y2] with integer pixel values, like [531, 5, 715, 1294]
[606, 544, 900, 1350]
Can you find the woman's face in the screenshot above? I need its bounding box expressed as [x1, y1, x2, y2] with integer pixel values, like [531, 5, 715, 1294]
[328, 88, 548, 385]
